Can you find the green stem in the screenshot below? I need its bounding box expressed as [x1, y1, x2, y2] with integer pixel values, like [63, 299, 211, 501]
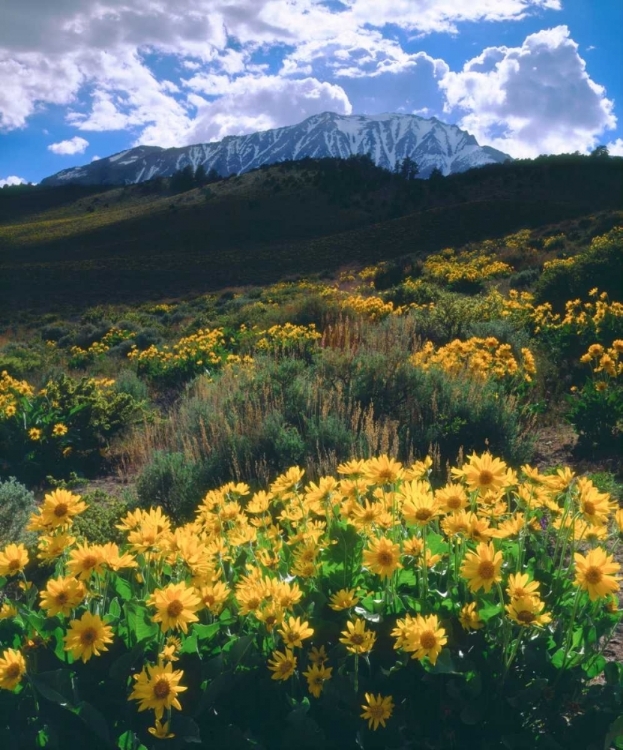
[502, 629, 524, 683]
[354, 653, 359, 693]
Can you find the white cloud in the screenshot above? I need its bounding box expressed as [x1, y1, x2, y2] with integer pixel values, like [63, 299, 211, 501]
[439, 26, 616, 157]
[607, 139, 623, 156]
[48, 135, 89, 154]
[182, 75, 352, 145]
[0, 0, 562, 137]
[91, 155, 101, 162]
[0, 175, 27, 187]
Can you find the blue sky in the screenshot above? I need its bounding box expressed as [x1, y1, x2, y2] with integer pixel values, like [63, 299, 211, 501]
[1, 0, 621, 186]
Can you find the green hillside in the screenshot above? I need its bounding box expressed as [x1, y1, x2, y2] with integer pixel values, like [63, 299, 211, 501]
[1, 154, 621, 313]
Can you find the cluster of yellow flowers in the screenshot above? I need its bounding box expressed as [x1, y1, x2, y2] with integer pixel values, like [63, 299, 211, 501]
[68, 328, 135, 363]
[580, 340, 623, 384]
[424, 248, 513, 285]
[542, 233, 566, 250]
[0, 370, 33, 420]
[128, 328, 226, 371]
[412, 337, 537, 383]
[542, 257, 575, 272]
[0, 451, 620, 739]
[253, 323, 322, 352]
[340, 294, 407, 320]
[502, 289, 623, 336]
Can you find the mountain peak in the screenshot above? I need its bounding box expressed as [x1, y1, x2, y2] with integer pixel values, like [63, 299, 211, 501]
[41, 113, 511, 187]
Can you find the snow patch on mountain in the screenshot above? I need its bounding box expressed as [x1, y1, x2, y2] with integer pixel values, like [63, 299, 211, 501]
[41, 113, 511, 187]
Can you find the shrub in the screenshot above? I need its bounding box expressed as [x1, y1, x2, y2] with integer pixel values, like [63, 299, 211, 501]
[535, 225, 623, 309]
[71, 490, 130, 545]
[136, 451, 204, 522]
[0, 477, 36, 545]
[0, 373, 140, 483]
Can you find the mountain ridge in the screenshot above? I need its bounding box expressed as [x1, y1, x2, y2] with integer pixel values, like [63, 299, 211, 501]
[41, 112, 511, 187]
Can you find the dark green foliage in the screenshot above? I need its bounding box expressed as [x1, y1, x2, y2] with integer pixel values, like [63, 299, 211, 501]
[136, 451, 204, 522]
[566, 381, 623, 458]
[0, 477, 36, 544]
[509, 267, 540, 289]
[71, 490, 130, 545]
[535, 225, 623, 309]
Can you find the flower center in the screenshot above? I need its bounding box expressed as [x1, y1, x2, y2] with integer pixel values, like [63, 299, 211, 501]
[56, 592, 68, 605]
[6, 664, 21, 679]
[203, 595, 215, 606]
[517, 610, 536, 624]
[153, 678, 171, 699]
[82, 555, 98, 570]
[350, 633, 364, 645]
[8, 559, 20, 571]
[478, 561, 495, 580]
[80, 627, 97, 645]
[279, 660, 293, 675]
[585, 566, 602, 585]
[54, 504, 68, 518]
[447, 497, 462, 509]
[415, 508, 433, 521]
[479, 470, 494, 487]
[167, 600, 184, 618]
[377, 551, 393, 566]
[369, 705, 385, 719]
[420, 631, 437, 650]
[583, 501, 595, 516]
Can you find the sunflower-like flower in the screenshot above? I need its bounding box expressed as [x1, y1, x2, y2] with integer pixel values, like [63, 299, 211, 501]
[574, 547, 620, 601]
[29, 489, 87, 530]
[362, 536, 402, 579]
[130, 661, 187, 720]
[66, 543, 106, 580]
[0, 648, 26, 691]
[40, 576, 86, 618]
[459, 602, 484, 631]
[339, 618, 376, 655]
[37, 532, 75, 561]
[435, 483, 468, 513]
[99, 542, 137, 571]
[506, 596, 551, 627]
[267, 648, 297, 681]
[401, 484, 439, 526]
[401, 614, 448, 665]
[308, 645, 328, 666]
[302, 663, 333, 698]
[462, 452, 508, 494]
[148, 719, 175, 740]
[196, 581, 230, 615]
[363, 455, 403, 485]
[506, 572, 540, 600]
[329, 588, 359, 611]
[361, 693, 394, 731]
[64, 612, 113, 663]
[0, 543, 28, 577]
[460, 542, 504, 593]
[148, 582, 202, 634]
[277, 616, 314, 648]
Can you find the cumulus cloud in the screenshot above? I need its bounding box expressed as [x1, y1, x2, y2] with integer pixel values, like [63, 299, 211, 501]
[182, 76, 352, 145]
[607, 139, 623, 157]
[48, 136, 89, 154]
[439, 26, 616, 157]
[0, 175, 27, 187]
[0, 0, 562, 139]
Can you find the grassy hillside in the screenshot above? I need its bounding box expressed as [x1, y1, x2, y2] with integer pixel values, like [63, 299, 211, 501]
[0, 154, 621, 314]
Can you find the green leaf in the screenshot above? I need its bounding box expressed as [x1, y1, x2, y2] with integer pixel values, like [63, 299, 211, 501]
[604, 716, 623, 750]
[193, 623, 219, 642]
[112, 576, 132, 602]
[75, 701, 112, 747]
[31, 670, 74, 706]
[194, 671, 236, 716]
[604, 661, 620, 685]
[108, 597, 121, 620]
[582, 654, 606, 679]
[479, 602, 502, 623]
[117, 731, 148, 750]
[181, 633, 198, 655]
[109, 641, 146, 683]
[171, 716, 201, 744]
[428, 649, 458, 674]
[123, 601, 158, 644]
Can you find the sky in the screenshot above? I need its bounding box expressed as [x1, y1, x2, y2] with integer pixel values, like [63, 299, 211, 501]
[1, 0, 622, 186]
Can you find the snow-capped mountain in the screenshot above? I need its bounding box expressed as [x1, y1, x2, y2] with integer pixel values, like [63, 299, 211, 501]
[41, 112, 510, 187]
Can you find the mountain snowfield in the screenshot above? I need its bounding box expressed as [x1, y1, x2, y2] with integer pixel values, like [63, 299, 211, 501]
[41, 112, 511, 187]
